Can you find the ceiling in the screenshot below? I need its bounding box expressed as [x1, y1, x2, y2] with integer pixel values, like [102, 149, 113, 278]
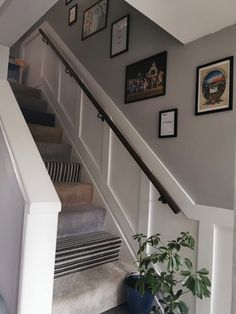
[125, 0, 236, 44]
[0, 0, 58, 47]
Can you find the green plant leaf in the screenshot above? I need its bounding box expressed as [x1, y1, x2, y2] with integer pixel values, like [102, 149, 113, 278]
[197, 268, 209, 275]
[199, 275, 211, 287]
[184, 258, 193, 270]
[176, 300, 188, 314]
[180, 270, 191, 277]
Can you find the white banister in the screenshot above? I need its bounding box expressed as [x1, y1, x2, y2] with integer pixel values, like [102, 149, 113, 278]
[0, 80, 61, 314]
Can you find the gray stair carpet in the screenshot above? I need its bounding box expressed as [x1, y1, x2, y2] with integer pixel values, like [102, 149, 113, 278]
[9, 80, 41, 98]
[36, 142, 71, 161]
[21, 107, 55, 127]
[55, 231, 122, 278]
[53, 262, 129, 314]
[15, 94, 48, 112]
[57, 206, 106, 238]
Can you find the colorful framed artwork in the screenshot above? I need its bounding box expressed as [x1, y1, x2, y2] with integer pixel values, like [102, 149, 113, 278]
[195, 56, 234, 115]
[159, 109, 178, 138]
[110, 14, 130, 58]
[125, 51, 167, 103]
[68, 4, 78, 26]
[82, 0, 108, 40]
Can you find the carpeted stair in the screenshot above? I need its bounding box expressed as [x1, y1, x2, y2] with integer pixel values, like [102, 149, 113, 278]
[10, 80, 128, 314]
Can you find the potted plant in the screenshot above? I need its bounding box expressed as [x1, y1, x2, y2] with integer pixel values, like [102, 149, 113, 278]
[125, 232, 211, 314]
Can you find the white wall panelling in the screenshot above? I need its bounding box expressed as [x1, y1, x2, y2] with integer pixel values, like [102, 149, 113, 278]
[20, 22, 235, 314]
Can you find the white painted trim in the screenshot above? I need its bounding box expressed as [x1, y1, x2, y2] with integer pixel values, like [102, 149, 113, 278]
[34, 21, 233, 227]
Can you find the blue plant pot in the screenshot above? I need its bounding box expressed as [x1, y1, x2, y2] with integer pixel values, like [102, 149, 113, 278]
[125, 275, 154, 314]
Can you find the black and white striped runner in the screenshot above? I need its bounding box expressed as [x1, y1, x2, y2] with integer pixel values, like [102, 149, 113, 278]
[44, 160, 81, 183]
[55, 232, 122, 278]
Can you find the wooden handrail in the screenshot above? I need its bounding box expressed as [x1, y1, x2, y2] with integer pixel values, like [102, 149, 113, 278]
[39, 28, 181, 214]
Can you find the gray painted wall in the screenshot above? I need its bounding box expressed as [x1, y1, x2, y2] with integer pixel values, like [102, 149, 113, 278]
[11, 0, 236, 210]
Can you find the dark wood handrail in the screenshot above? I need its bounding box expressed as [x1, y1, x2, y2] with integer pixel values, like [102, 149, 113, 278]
[39, 28, 181, 214]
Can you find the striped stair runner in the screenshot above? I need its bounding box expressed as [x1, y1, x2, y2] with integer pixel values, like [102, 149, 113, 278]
[55, 232, 122, 278]
[44, 160, 81, 183]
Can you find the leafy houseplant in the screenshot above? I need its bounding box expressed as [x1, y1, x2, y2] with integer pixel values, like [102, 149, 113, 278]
[125, 232, 211, 314]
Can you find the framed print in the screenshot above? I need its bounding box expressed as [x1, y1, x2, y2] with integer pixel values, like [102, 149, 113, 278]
[159, 109, 178, 138]
[82, 0, 108, 40]
[68, 4, 78, 26]
[195, 56, 233, 115]
[66, 0, 73, 5]
[110, 14, 129, 58]
[125, 51, 167, 103]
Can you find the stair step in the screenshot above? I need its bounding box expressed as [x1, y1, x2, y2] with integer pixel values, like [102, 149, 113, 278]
[15, 94, 48, 113]
[53, 262, 128, 314]
[55, 231, 122, 278]
[57, 205, 106, 238]
[36, 142, 71, 161]
[55, 183, 93, 207]
[44, 160, 81, 183]
[9, 80, 41, 99]
[21, 108, 55, 127]
[28, 123, 63, 144]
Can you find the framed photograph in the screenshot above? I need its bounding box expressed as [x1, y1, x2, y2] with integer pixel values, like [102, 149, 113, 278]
[195, 56, 233, 115]
[82, 0, 108, 40]
[159, 109, 178, 138]
[125, 51, 167, 104]
[110, 14, 129, 58]
[66, 0, 73, 5]
[68, 4, 78, 26]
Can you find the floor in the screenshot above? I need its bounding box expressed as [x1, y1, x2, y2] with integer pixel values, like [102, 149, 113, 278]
[101, 303, 129, 314]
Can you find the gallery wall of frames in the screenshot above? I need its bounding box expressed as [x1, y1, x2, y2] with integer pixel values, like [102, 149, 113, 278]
[65, 0, 234, 139]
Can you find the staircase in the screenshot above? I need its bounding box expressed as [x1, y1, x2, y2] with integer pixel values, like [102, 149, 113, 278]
[9, 80, 131, 314]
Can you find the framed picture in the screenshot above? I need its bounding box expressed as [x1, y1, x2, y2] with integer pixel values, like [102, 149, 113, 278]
[125, 51, 167, 104]
[110, 14, 130, 58]
[82, 0, 108, 40]
[66, 0, 73, 5]
[68, 4, 78, 26]
[195, 56, 234, 115]
[159, 109, 178, 138]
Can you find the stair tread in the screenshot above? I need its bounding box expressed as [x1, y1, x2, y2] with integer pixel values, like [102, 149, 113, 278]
[53, 262, 129, 314]
[28, 123, 63, 144]
[21, 108, 55, 127]
[9, 80, 41, 98]
[36, 142, 71, 161]
[15, 94, 48, 112]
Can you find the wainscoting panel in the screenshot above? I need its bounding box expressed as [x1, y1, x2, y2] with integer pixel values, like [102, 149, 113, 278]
[108, 131, 141, 231]
[42, 45, 60, 96]
[58, 63, 78, 127]
[21, 34, 44, 87]
[79, 93, 105, 171]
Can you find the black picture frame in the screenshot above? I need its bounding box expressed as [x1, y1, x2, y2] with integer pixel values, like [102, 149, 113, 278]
[82, 0, 108, 40]
[195, 56, 234, 115]
[110, 14, 130, 58]
[125, 51, 167, 104]
[66, 0, 73, 5]
[68, 4, 78, 26]
[158, 108, 178, 138]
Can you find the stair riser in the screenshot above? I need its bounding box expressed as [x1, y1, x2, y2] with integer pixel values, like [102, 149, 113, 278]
[10, 81, 41, 99]
[36, 142, 71, 161]
[15, 94, 48, 112]
[45, 161, 81, 183]
[29, 124, 63, 144]
[57, 207, 106, 238]
[55, 183, 93, 207]
[22, 108, 55, 127]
